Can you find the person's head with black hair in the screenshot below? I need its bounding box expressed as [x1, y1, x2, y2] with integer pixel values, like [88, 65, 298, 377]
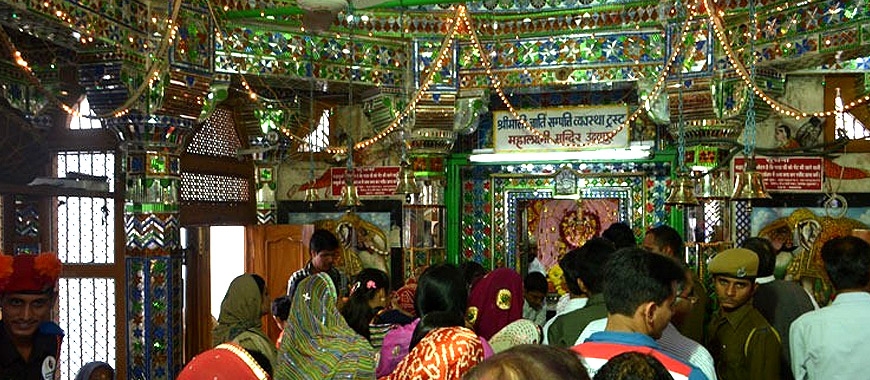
[309, 229, 340, 273]
[463, 344, 591, 380]
[459, 261, 488, 290]
[602, 222, 637, 249]
[523, 271, 548, 311]
[562, 238, 617, 298]
[271, 295, 292, 331]
[409, 310, 465, 350]
[340, 268, 390, 341]
[415, 263, 468, 320]
[593, 351, 673, 380]
[247, 349, 273, 377]
[642, 225, 684, 261]
[741, 237, 777, 278]
[602, 247, 685, 339]
[821, 236, 870, 292]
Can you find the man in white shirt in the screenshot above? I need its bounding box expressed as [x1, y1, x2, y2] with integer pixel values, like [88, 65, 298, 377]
[542, 247, 590, 344]
[790, 236, 870, 380]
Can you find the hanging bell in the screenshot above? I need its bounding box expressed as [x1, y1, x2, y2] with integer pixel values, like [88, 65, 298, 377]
[336, 181, 362, 208]
[303, 187, 320, 202]
[697, 169, 731, 200]
[665, 175, 700, 206]
[394, 164, 419, 195]
[731, 159, 772, 200]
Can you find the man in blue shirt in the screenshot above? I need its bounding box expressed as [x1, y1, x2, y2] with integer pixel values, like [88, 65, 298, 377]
[572, 248, 708, 380]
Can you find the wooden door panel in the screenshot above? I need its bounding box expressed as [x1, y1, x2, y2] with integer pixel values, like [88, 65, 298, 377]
[245, 224, 312, 343]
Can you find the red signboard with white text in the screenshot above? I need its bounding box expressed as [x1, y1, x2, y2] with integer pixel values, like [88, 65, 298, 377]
[733, 156, 823, 192]
[331, 166, 401, 196]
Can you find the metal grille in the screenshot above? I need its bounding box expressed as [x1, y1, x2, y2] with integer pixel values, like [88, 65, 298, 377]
[704, 200, 723, 243]
[58, 278, 116, 379]
[57, 196, 114, 264]
[57, 151, 115, 192]
[186, 108, 242, 157]
[69, 98, 104, 130]
[180, 173, 250, 202]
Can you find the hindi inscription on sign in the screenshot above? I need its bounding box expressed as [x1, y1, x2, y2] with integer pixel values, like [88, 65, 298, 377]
[331, 166, 401, 196]
[733, 156, 823, 192]
[492, 105, 630, 152]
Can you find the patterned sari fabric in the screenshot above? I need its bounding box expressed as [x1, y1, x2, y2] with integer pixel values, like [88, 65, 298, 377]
[466, 268, 524, 340]
[380, 327, 484, 380]
[275, 272, 376, 380]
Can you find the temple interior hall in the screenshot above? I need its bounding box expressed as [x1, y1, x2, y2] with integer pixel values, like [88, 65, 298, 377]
[1, 0, 869, 378]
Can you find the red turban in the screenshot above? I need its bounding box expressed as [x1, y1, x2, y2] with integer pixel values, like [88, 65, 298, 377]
[0, 253, 62, 294]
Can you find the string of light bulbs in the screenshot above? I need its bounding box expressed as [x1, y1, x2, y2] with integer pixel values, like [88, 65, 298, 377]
[0, 0, 182, 120]
[325, 3, 465, 155]
[464, 4, 697, 148]
[703, 0, 870, 120]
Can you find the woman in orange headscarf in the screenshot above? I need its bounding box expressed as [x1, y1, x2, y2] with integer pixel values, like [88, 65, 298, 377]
[379, 326, 484, 380]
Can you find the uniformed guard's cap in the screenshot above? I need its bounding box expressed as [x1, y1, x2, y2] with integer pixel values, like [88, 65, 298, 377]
[708, 248, 758, 278]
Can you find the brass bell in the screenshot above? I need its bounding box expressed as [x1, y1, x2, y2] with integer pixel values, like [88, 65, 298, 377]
[697, 169, 731, 200]
[731, 159, 771, 200]
[394, 164, 419, 195]
[303, 187, 320, 202]
[336, 181, 362, 208]
[665, 175, 700, 206]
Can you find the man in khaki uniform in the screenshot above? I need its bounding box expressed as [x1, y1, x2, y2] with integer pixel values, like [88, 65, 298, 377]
[705, 248, 780, 380]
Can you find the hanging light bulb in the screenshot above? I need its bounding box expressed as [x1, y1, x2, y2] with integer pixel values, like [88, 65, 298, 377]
[731, 0, 770, 200]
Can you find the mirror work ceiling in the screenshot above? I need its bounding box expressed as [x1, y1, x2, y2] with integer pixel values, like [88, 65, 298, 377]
[0, 0, 867, 141]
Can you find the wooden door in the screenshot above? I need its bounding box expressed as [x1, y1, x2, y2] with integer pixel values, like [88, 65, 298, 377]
[245, 224, 312, 343]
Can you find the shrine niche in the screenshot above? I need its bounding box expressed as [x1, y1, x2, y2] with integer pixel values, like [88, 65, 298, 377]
[521, 198, 621, 270]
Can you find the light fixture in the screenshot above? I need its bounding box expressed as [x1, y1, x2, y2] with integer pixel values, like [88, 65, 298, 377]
[665, 38, 698, 207]
[730, 0, 771, 200]
[468, 144, 652, 163]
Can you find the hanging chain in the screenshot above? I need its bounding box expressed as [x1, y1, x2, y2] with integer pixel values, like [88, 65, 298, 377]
[676, 0, 687, 173]
[744, 0, 757, 157]
[307, 35, 317, 183]
[346, 6, 356, 176]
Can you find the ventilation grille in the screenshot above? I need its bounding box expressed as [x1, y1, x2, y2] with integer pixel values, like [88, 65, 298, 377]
[181, 173, 250, 202]
[186, 108, 242, 157]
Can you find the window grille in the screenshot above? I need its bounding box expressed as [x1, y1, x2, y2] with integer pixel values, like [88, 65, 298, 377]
[57, 278, 117, 378]
[57, 196, 113, 264]
[69, 98, 103, 130]
[57, 151, 115, 193]
[298, 109, 330, 152]
[186, 108, 242, 157]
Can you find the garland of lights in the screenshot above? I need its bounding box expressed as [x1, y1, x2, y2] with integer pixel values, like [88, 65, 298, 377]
[465, 4, 698, 148]
[0, 0, 182, 119]
[703, 0, 870, 120]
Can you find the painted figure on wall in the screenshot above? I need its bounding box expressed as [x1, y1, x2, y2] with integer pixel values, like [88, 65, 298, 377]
[316, 212, 391, 276]
[755, 207, 869, 305]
